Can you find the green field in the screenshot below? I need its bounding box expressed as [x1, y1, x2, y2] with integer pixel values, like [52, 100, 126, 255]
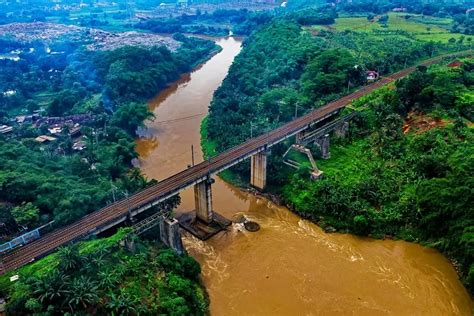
[326, 13, 473, 42]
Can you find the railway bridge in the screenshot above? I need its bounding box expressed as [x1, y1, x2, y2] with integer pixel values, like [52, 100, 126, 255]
[0, 51, 470, 274]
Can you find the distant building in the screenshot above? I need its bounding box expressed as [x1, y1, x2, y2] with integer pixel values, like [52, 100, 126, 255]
[392, 7, 407, 12]
[15, 116, 26, 124]
[69, 124, 82, 138]
[0, 54, 20, 62]
[15, 114, 39, 124]
[366, 70, 379, 81]
[34, 135, 57, 143]
[447, 60, 463, 68]
[177, 0, 189, 7]
[0, 125, 13, 134]
[34, 113, 92, 128]
[48, 125, 62, 135]
[72, 140, 87, 151]
[2, 90, 16, 97]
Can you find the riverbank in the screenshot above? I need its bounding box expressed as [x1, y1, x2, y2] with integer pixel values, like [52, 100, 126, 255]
[200, 112, 474, 310]
[200, 65, 474, 297]
[136, 36, 472, 314]
[200, 115, 247, 187]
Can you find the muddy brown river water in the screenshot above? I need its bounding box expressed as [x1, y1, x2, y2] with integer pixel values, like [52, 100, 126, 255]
[135, 37, 472, 315]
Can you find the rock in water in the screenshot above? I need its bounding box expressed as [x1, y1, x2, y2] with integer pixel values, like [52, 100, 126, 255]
[244, 221, 260, 232]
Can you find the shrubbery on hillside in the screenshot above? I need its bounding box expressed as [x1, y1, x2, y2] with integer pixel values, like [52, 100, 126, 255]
[283, 63, 474, 292]
[3, 233, 207, 315]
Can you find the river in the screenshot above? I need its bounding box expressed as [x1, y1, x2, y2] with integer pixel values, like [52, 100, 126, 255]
[135, 37, 472, 315]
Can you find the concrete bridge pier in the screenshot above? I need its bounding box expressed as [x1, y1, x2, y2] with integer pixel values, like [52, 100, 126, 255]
[124, 238, 136, 252]
[295, 131, 305, 144]
[179, 177, 231, 240]
[335, 121, 349, 138]
[194, 177, 215, 224]
[159, 217, 184, 255]
[250, 150, 268, 190]
[316, 134, 330, 159]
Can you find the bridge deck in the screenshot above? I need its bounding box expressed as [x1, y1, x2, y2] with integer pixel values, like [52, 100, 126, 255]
[0, 51, 470, 274]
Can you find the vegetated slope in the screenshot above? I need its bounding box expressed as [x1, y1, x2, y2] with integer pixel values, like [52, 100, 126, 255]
[207, 21, 321, 152]
[203, 15, 473, 292]
[204, 17, 464, 173]
[1, 230, 208, 315]
[283, 63, 474, 293]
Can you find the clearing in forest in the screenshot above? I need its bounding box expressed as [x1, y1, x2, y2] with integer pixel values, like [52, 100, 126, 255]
[314, 13, 473, 42]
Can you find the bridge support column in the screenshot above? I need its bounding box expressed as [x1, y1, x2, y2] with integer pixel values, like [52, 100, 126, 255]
[179, 177, 231, 240]
[295, 131, 305, 144]
[335, 121, 349, 138]
[250, 151, 268, 190]
[316, 134, 330, 159]
[159, 218, 184, 255]
[124, 238, 136, 252]
[194, 177, 214, 224]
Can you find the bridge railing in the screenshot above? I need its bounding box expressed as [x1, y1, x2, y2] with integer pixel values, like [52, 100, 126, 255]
[299, 112, 357, 144]
[0, 221, 54, 255]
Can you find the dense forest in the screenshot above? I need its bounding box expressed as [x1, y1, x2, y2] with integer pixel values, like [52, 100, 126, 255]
[206, 18, 463, 155]
[0, 34, 216, 314]
[283, 63, 474, 292]
[203, 13, 473, 292]
[0, 35, 218, 234]
[0, 35, 216, 116]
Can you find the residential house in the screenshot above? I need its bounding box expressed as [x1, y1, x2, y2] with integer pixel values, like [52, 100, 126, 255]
[366, 70, 379, 81]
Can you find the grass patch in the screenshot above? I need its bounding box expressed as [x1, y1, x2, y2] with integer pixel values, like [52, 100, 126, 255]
[415, 32, 470, 42]
[333, 16, 380, 32]
[329, 13, 473, 42]
[316, 138, 371, 185]
[286, 150, 314, 168]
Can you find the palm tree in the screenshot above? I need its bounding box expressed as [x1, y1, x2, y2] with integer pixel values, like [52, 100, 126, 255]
[58, 245, 83, 272]
[97, 268, 120, 289]
[33, 270, 71, 305]
[67, 276, 100, 312]
[83, 252, 107, 273]
[125, 167, 148, 191]
[106, 289, 137, 315]
[91, 253, 107, 270]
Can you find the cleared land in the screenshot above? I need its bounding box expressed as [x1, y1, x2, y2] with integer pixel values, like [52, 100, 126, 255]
[0, 22, 180, 51]
[321, 13, 473, 42]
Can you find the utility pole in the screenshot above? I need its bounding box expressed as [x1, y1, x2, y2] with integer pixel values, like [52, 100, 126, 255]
[294, 103, 299, 119]
[191, 144, 195, 167]
[110, 182, 117, 202]
[250, 122, 254, 138]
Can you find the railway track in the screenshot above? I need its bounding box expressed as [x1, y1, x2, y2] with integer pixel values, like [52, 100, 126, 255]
[1, 50, 471, 274]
